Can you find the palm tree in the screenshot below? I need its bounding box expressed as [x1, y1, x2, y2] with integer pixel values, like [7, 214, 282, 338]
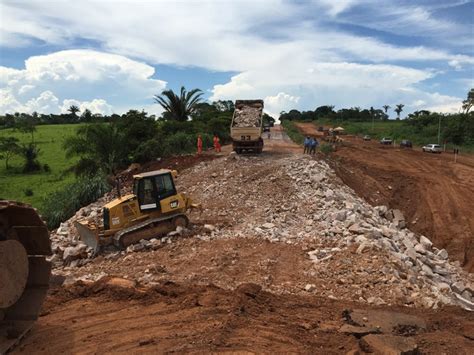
[382, 105, 390, 114]
[68, 105, 80, 117]
[462, 88, 473, 113]
[394, 104, 404, 120]
[154, 86, 203, 121]
[64, 123, 127, 176]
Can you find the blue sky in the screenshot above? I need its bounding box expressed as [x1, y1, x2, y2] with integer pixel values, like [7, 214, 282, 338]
[0, 0, 472, 118]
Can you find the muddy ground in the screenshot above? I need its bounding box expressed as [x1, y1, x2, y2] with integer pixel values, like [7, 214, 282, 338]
[296, 122, 474, 271]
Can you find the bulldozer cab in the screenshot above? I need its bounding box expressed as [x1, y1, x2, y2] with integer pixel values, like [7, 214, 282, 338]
[133, 170, 177, 212]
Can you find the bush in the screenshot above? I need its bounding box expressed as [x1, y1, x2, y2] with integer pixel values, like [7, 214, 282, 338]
[43, 163, 51, 172]
[132, 139, 166, 163]
[24, 188, 34, 196]
[163, 132, 196, 155]
[22, 143, 41, 173]
[320, 143, 334, 154]
[281, 119, 304, 145]
[41, 174, 111, 229]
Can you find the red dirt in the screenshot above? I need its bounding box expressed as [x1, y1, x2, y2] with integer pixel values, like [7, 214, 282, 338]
[16, 279, 474, 354]
[12, 126, 474, 354]
[295, 122, 474, 271]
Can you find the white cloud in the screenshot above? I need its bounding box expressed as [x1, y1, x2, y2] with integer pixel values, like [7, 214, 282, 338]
[0, 1, 471, 116]
[18, 84, 34, 95]
[316, 0, 360, 17]
[24, 90, 59, 113]
[210, 61, 435, 115]
[60, 99, 113, 116]
[422, 93, 463, 114]
[0, 88, 22, 113]
[448, 60, 462, 71]
[0, 49, 166, 114]
[264, 92, 300, 118]
[411, 99, 426, 108]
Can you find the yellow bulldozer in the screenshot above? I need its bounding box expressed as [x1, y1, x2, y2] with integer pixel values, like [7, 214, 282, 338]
[75, 169, 197, 252]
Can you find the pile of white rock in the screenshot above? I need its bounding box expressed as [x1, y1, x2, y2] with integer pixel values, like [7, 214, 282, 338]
[186, 155, 473, 311]
[232, 106, 262, 128]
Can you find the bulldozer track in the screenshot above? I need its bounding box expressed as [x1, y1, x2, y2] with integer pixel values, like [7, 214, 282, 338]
[113, 213, 188, 248]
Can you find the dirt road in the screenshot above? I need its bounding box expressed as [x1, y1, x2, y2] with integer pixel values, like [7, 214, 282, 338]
[296, 122, 474, 271]
[14, 126, 474, 354]
[16, 278, 474, 354]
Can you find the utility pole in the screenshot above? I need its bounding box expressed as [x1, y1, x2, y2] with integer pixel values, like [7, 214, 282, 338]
[437, 116, 441, 144]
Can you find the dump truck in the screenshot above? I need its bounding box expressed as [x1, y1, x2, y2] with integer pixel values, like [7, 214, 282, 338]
[231, 100, 264, 154]
[75, 169, 197, 252]
[0, 201, 51, 353]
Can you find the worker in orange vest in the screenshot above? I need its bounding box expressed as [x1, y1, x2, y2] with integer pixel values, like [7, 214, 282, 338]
[197, 134, 203, 155]
[213, 134, 221, 153]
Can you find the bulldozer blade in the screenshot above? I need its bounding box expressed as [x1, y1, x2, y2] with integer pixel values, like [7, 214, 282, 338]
[74, 221, 100, 253]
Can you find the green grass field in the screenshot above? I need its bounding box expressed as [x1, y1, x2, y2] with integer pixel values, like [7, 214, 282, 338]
[0, 124, 80, 209]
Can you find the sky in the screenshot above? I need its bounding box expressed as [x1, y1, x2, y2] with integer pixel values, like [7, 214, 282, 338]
[0, 0, 473, 119]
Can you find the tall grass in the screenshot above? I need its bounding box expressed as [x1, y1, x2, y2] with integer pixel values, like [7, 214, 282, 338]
[281, 120, 304, 145]
[41, 174, 111, 229]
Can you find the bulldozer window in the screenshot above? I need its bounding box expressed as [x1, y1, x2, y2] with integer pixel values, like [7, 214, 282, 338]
[154, 174, 176, 199]
[137, 178, 157, 210]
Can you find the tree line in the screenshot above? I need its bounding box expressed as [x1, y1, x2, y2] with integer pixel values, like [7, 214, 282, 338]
[279, 88, 474, 146]
[279, 103, 408, 122]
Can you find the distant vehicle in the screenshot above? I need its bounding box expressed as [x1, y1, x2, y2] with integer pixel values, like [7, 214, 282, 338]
[231, 99, 264, 154]
[317, 126, 324, 132]
[400, 140, 412, 148]
[380, 137, 393, 145]
[363, 135, 371, 141]
[422, 144, 442, 153]
[263, 125, 270, 132]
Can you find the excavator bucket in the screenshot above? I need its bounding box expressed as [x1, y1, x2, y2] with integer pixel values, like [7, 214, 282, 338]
[0, 201, 51, 354]
[74, 220, 101, 253]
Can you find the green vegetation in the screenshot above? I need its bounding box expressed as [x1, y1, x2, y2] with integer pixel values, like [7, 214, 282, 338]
[280, 120, 304, 145]
[0, 124, 80, 207]
[319, 143, 334, 154]
[0, 87, 234, 230]
[154, 86, 204, 121]
[280, 88, 474, 151]
[42, 174, 110, 229]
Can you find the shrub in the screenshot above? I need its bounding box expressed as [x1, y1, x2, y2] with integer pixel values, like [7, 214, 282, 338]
[43, 163, 51, 172]
[281, 119, 305, 145]
[320, 143, 334, 154]
[24, 188, 34, 196]
[22, 143, 41, 173]
[163, 132, 196, 155]
[41, 174, 111, 229]
[132, 139, 166, 163]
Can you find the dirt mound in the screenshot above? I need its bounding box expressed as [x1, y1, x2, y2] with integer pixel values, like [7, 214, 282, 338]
[331, 139, 474, 271]
[118, 153, 217, 186]
[295, 122, 474, 271]
[17, 278, 474, 354]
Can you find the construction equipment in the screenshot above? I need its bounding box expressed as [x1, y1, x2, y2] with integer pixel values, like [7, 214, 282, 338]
[0, 201, 52, 354]
[230, 100, 264, 154]
[75, 169, 197, 252]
